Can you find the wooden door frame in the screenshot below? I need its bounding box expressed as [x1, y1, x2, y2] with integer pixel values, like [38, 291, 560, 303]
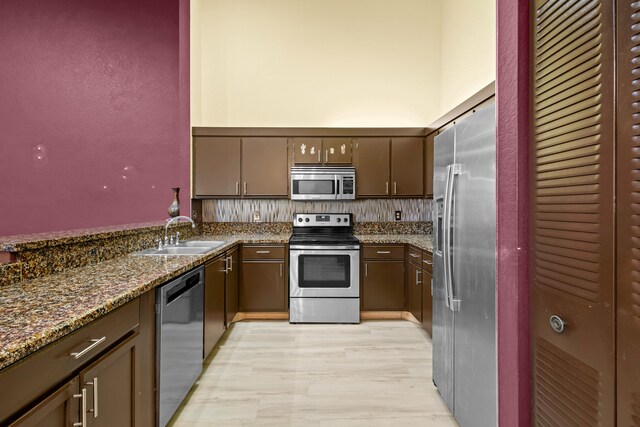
[496, 0, 531, 426]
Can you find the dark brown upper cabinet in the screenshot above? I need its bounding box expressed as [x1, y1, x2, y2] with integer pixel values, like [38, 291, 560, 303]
[354, 138, 391, 197]
[292, 137, 323, 164]
[292, 137, 352, 165]
[193, 136, 288, 198]
[241, 137, 288, 197]
[194, 137, 241, 197]
[391, 137, 424, 196]
[323, 138, 352, 164]
[425, 133, 435, 198]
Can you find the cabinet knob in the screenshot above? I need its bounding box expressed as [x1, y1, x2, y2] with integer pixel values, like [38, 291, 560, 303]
[549, 315, 566, 334]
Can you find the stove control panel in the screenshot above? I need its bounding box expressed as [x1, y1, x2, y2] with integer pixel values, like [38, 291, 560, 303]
[294, 213, 352, 227]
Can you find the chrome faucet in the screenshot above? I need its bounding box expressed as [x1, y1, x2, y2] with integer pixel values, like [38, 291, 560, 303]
[164, 216, 196, 247]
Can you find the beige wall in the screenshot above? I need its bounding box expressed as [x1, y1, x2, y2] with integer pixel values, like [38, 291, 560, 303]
[191, 0, 442, 127]
[439, 0, 496, 117]
[191, 0, 495, 127]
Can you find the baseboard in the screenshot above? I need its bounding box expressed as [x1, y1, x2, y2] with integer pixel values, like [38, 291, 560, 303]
[232, 311, 420, 323]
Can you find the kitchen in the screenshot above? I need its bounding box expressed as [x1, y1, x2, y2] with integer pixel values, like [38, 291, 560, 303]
[2, 1, 629, 427]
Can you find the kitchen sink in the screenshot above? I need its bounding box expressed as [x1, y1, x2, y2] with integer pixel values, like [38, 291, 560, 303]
[136, 247, 211, 256]
[179, 240, 225, 248]
[134, 240, 225, 256]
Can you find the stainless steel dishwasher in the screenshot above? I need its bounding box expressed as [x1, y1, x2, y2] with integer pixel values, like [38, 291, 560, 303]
[156, 266, 204, 427]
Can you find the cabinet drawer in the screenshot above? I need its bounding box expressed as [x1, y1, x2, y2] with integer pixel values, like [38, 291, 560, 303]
[0, 299, 140, 423]
[422, 251, 433, 273]
[408, 246, 422, 266]
[242, 245, 285, 260]
[362, 245, 405, 260]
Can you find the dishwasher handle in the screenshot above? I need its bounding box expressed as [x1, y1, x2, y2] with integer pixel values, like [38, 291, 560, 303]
[165, 270, 202, 306]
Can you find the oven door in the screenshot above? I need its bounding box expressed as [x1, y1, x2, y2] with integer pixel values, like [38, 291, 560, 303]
[290, 174, 338, 200]
[290, 248, 360, 298]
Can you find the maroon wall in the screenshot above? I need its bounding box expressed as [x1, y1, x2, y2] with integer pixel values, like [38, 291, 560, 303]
[0, 0, 190, 236]
[496, 0, 530, 425]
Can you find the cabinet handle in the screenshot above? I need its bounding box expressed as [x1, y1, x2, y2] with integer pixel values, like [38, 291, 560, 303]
[318, 150, 321, 162]
[73, 388, 87, 427]
[416, 270, 422, 285]
[394, 182, 397, 194]
[280, 263, 283, 277]
[410, 253, 419, 258]
[227, 256, 233, 272]
[243, 182, 247, 194]
[385, 182, 389, 194]
[256, 250, 270, 254]
[365, 263, 368, 277]
[325, 149, 328, 162]
[423, 259, 433, 265]
[71, 337, 106, 359]
[86, 377, 99, 418]
[236, 182, 239, 195]
[223, 257, 228, 272]
[377, 251, 391, 254]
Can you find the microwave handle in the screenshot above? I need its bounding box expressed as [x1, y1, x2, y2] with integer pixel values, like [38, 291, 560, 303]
[335, 176, 340, 199]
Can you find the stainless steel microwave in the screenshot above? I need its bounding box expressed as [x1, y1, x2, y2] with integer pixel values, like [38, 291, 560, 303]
[290, 167, 355, 200]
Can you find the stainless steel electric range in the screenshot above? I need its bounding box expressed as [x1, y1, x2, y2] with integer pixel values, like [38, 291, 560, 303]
[289, 213, 360, 324]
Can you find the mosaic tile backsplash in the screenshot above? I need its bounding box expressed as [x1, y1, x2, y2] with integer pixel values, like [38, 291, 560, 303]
[203, 199, 433, 223]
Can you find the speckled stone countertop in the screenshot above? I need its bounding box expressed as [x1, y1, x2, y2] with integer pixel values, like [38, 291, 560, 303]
[0, 234, 288, 370]
[0, 232, 430, 370]
[356, 234, 433, 253]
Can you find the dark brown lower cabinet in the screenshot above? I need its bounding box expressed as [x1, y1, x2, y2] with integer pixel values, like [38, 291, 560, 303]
[225, 246, 239, 326]
[79, 334, 139, 427]
[10, 377, 80, 427]
[408, 262, 422, 322]
[204, 255, 226, 359]
[240, 260, 287, 311]
[361, 260, 405, 310]
[1, 295, 154, 427]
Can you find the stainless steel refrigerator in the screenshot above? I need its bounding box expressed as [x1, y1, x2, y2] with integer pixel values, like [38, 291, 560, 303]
[432, 102, 496, 426]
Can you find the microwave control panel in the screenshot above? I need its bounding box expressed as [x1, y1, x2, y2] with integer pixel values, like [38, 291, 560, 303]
[342, 176, 354, 195]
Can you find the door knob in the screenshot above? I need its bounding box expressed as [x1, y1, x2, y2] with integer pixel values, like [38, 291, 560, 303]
[549, 315, 566, 334]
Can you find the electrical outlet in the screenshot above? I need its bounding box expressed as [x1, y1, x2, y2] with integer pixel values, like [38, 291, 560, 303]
[395, 210, 402, 221]
[253, 210, 261, 222]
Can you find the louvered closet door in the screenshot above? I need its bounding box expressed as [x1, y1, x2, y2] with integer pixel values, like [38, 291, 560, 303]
[532, 0, 616, 426]
[616, 2, 640, 425]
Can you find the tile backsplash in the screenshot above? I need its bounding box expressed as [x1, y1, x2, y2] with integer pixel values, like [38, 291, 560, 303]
[203, 199, 433, 223]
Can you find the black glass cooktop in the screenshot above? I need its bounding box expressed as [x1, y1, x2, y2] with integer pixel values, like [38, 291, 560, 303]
[289, 234, 359, 246]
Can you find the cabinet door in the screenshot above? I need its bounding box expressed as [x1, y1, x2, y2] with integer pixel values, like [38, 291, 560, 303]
[240, 261, 287, 311]
[362, 261, 404, 310]
[531, 0, 615, 424]
[292, 137, 322, 164]
[391, 137, 424, 196]
[10, 377, 80, 427]
[421, 268, 432, 336]
[615, 1, 640, 424]
[79, 334, 139, 427]
[194, 137, 241, 196]
[204, 255, 226, 358]
[225, 247, 239, 326]
[425, 132, 435, 198]
[408, 262, 422, 322]
[242, 137, 288, 196]
[354, 138, 390, 197]
[323, 138, 352, 164]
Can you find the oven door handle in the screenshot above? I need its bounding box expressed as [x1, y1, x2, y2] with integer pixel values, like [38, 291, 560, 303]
[289, 245, 360, 251]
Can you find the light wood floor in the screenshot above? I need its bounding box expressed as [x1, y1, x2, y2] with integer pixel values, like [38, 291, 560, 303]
[170, 320, 458, 426]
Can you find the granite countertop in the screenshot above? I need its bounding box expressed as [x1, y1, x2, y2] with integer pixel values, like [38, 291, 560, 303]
[0, 232, 430, 370]
[356, 234, 433, 253]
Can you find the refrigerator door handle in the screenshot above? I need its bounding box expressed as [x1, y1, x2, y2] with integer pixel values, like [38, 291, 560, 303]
[444, 164, 461, 312]
[442, 165, 453, 308]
